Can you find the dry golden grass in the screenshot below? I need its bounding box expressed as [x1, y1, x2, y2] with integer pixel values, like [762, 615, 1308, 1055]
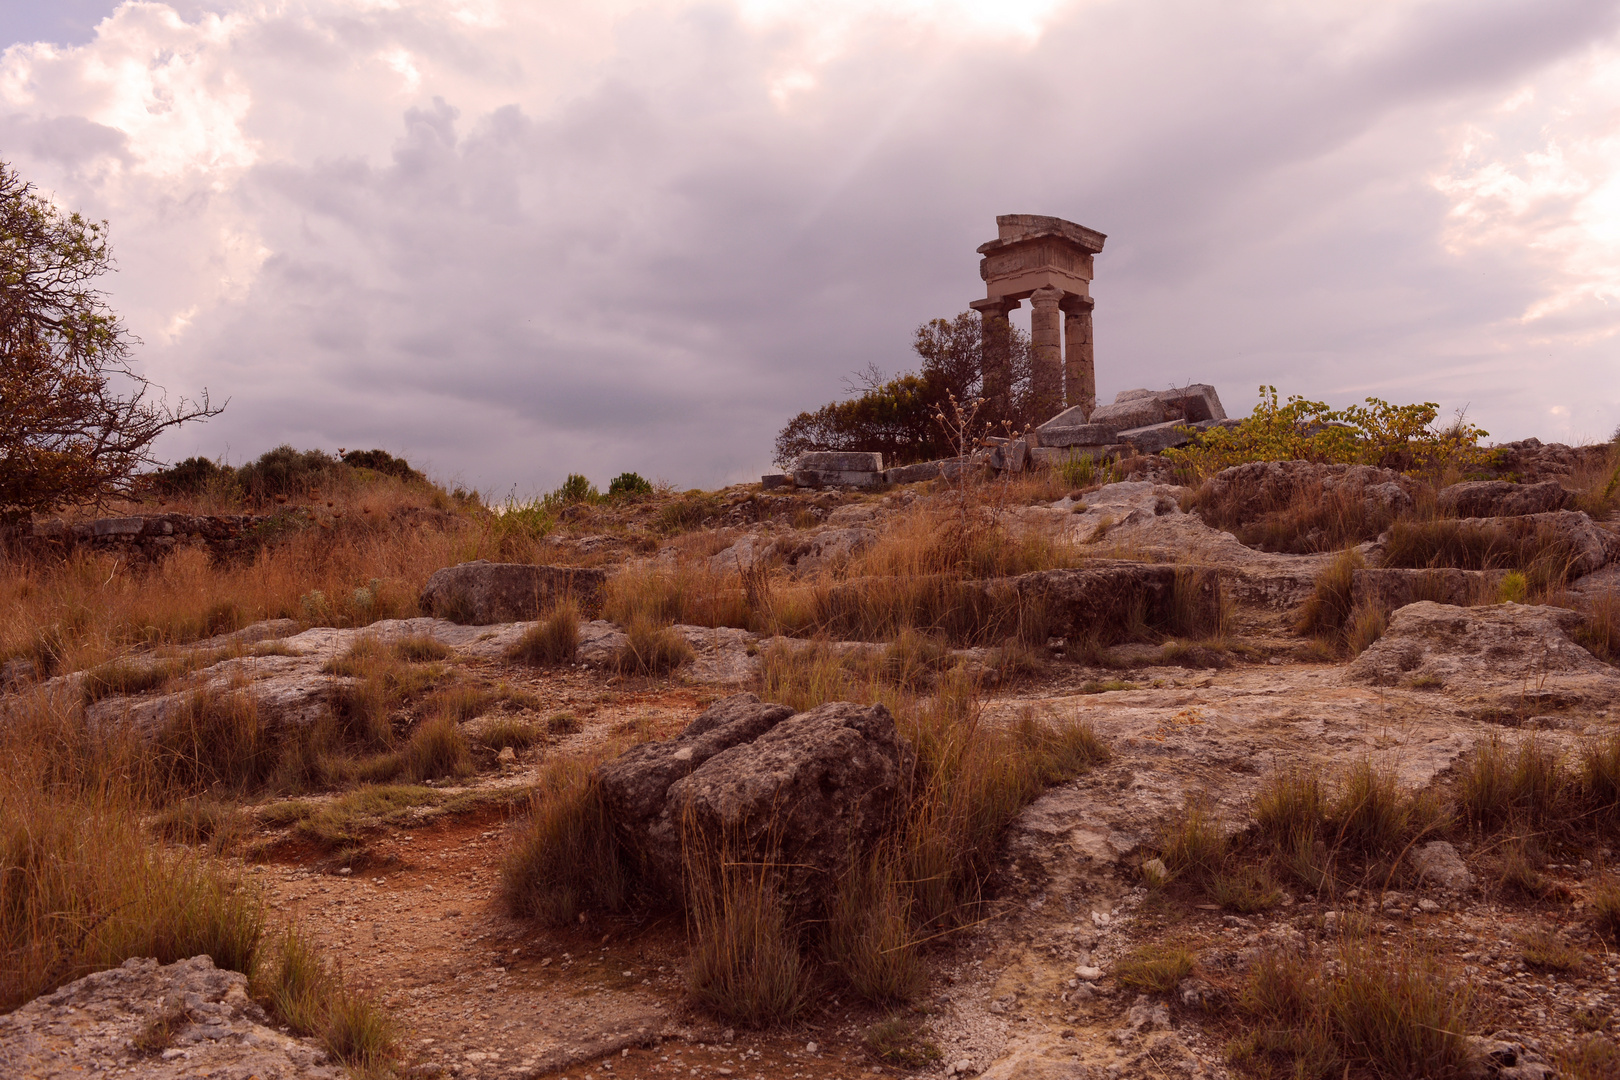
[0, 685, 393, 1055]
[1232, 941, 1476, 1080]
[0, 499, 563, 676]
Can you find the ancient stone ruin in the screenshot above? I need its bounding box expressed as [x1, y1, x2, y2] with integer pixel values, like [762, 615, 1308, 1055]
[766, 214, 1241, 488]
[971, 213, 1105, 419]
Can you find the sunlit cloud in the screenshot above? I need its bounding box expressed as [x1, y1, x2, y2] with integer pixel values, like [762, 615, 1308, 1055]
[2, 0, 1618, 488]
[1435, 45, 1620, 323]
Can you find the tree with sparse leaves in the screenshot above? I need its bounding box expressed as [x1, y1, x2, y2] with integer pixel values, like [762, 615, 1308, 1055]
[1, 160, 222, 522]
[773, 312, 1036, 468]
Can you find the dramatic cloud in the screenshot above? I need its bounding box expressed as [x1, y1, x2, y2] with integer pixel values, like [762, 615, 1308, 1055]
[3, 0, 1619, 491]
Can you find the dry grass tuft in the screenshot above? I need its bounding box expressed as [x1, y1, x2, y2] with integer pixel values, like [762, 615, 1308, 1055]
[1233, 941, 1475, 1080]
[1382, 516, 1585, 596]
[1297, 549, 1363, 643]
[1460, 736, 1571, 832]
[1115, 945, 1195, 992]
[1519, 927, 1586, 972]
[498, 757, 630, 925]
[504, 599, 582, 666]
[1577, 592, 1620, 665]
[1590, 877, 1620, 942]
[860, 1015, 943, 1069]
[823, 849, 925, 1005]
[611, 617, 695, 676]
[258, 928, 397, 1071]
[683, 828, 808, 1027]
[1157, 795, 1229, 885]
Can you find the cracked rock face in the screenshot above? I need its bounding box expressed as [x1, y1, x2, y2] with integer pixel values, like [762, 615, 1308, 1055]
[0, 955, 341, 1080]
[596, 693, 909, 915]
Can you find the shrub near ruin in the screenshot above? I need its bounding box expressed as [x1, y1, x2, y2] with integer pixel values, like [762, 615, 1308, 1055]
[1164, 386, 1489, 483]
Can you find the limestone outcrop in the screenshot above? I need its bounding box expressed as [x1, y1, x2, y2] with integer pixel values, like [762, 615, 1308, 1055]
[595, 693, 909, 914]
[1437, 480, 1571, 518]
[1345, 601, 1618, 693]
[1192, 460, 1421, 531]
[419, 560, 607, 623]
[0, 955, 341, 1080]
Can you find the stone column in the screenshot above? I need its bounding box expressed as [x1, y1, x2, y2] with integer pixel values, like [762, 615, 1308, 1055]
[1061, 295, 1096, 416]
[970, 297, 1017, 423]
[1029, 286, 1065, 423]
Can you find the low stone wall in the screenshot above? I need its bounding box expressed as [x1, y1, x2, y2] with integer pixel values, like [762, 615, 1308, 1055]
[7, 513, 276, 563]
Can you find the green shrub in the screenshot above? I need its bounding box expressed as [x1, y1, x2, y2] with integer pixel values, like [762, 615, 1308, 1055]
[1164, 386, 1488, 482]
[339, 448, 422, 483]
[608, 472, 654, 498]
[236, 445, 341, 501]
[547, 474, 599, 505]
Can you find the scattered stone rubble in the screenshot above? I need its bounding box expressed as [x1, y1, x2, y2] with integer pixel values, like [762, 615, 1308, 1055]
[765, 385, 1233, 489]
[0, 955, 341, 1080]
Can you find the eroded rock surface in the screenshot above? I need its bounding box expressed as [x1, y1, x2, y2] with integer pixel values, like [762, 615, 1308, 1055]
[598, 694, 909, 914]
[0, 955, 340, 1080]
[1346, 601, 1619, 699]
[1438, 479, 1571, 518]
[419, 560, 607, 623]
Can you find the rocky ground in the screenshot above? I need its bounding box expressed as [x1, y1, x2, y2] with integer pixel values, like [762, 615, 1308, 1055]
[6, 469, 1620, 1079]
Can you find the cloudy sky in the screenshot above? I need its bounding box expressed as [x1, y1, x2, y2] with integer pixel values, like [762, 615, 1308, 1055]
[3, 0, 1619, 493]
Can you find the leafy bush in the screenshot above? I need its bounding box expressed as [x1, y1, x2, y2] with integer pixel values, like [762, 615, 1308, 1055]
[546, 473, 599, 505]
[236, 445, 342, 501]
[146, 456, 238, 499]
[774, 311, 1039, 468]
[339, 448, 422, 483]
[607, 472, 654, 498]
[1165, 386, 1488, 482]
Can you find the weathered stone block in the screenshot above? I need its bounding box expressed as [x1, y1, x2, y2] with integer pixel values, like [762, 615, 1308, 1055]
[792, 469, 883, 489]
[760, 473, 790, 490]
[1117, 421, 1194, 455]
[1034, 424, 1117, 448]
[91, 517, 144, 536]
[990, 439, 1030, 472]
[595, 693, 908, 916]
[793, 451, 883, 473]
[1089, 397, 1168, 431]
[884, 460, 943, 484]
[1030, 445, 1118, 470]
[963, 561, 1221, 640]
[419, 560, 607, 623]
[1351, 568, 1504, 613]
[1155, 384, 1226, 422]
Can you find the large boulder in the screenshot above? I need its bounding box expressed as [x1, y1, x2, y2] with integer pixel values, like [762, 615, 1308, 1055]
[1090, 396, 1169, 432]
[419, 561, 607, 623]
[791, 451, 884, 488]
[1437, 480, 1571, 518]
[595, 693, 909, 915]
[1381, 511, 1619, 580]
